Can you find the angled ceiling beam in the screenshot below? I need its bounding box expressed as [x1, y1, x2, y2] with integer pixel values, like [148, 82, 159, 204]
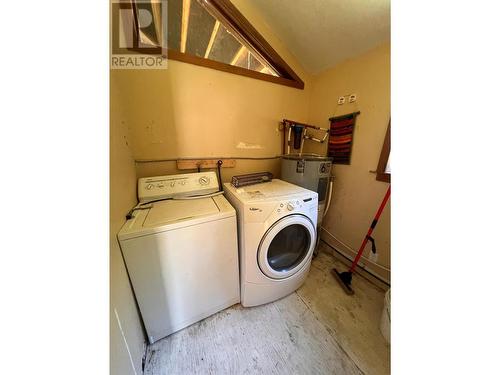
[204, 20, 220, 58]
[202, 0, 304, 88]
[230, 45, 246, 66]
[180, 0, 191, 53]
[168, 0, 304, 89]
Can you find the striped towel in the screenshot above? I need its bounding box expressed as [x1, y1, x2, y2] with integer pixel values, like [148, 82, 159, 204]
[328, 112, 359, 164]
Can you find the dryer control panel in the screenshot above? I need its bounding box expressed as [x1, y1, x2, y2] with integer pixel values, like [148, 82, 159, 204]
[138, 171, 219, 203]
[270, 196, 318, 222]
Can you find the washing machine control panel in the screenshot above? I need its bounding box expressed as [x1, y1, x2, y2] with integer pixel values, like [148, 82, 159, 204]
[138, 171, 219, 203]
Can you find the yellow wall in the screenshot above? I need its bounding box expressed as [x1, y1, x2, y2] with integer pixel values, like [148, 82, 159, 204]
[112, 0, 312, 180]
[304, 43, 391, 279]
[110, 11, 390, 375]
[109, 2, 312, 372]
[110, 76, 145, 375]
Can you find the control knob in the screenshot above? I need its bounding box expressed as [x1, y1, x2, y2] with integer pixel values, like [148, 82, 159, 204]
[199, 176, 209, 185]
[287, 202, 294, 211]
[146, 184, 154, 190]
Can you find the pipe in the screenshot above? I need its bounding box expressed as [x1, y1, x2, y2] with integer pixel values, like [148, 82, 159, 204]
[304, 134, 328, 143]
[321, 231, 391, 274]
[283, 119, 329, 132]
[299, 128, 306, 154]
[216, 159, 223, 192]
[135, 156, 282, 163]
[320, 237, 391, 284]
[287, 126, 292, 154]
[282, 122, 287, 155]
[323, 179, 334, 216]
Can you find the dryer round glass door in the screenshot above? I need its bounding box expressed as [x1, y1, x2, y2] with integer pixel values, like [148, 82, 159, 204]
[258, 214, 316, 279]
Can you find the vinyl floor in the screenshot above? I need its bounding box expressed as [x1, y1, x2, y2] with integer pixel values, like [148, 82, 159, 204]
[144, 243, 390, 375]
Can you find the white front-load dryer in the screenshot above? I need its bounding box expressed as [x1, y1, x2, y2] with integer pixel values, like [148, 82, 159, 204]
[223, 179, 318, 307]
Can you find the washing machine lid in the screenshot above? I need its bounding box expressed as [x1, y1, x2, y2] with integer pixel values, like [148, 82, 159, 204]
[143, 198, 219, 227]
[118, 195, 235, 240]
[224, 179, 316, 203]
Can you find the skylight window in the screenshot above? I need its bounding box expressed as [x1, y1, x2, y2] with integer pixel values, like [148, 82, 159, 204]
[169, 0, 279, 76]
[131, 0, 304, 89]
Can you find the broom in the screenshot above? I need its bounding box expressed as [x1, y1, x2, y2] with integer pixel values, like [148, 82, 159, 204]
[332, 185, 391, 295]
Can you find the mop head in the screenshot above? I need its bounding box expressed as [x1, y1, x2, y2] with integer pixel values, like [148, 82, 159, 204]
[331, 269, 355, 295]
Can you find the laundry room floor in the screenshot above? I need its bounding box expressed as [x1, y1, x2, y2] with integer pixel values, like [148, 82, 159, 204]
[144, 243, 390, 375]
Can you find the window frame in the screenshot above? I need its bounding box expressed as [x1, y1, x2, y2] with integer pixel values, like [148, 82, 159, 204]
[130, 0, 305, 89]
[376, 120, 391, 183]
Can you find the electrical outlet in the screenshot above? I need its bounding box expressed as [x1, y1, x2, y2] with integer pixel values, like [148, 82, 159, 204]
[337, 96, 346, 105]
[349, 94, 357, 103]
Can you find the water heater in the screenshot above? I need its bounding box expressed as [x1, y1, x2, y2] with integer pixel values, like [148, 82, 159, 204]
[281, 153, 333, 254]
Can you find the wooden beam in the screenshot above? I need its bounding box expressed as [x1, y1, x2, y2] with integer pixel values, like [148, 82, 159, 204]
[230, 46, 246, 66]
[180, 0, 191, 53]
[204, 20, 220, 58]
[260, 66, 278, 76]
[204, 0, 304, 88]
[262, 67, 272, 75]
[177, 159, 236, 170]
[167, 49, 304, 89]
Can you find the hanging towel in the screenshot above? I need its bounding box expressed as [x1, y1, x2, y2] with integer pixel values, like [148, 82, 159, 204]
[328, 112, 360, 165]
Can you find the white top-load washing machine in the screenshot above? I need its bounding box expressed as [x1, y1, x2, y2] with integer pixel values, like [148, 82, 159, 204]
[118, 172, 240, 344]
[223, 179, 318, 307]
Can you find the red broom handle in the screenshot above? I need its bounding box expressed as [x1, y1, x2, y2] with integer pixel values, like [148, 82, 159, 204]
[349, 185, 391, 273]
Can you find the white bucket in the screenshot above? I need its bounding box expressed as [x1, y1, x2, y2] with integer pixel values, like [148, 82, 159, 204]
[379, 289, 390, 344]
